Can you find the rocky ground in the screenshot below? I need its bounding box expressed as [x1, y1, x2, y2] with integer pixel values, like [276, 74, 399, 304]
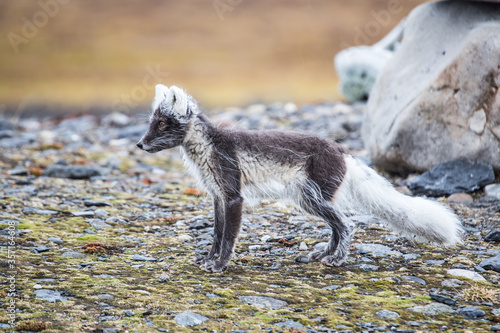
[0, 102, 499, 333]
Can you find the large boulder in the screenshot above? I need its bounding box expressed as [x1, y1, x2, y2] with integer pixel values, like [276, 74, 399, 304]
[362, 1, 500, 174]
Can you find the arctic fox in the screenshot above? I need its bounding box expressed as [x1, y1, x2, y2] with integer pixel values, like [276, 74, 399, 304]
[137, 84, 462, 273]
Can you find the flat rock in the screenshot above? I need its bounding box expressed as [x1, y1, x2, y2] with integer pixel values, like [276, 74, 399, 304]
[84, 200, 112, 207]
[174, 312, 209, 326]
[429, 292, 456, 306]
[484, 229, 500, 243]
[408, 160, 494, 196]
[362, 1, 500, 173]
[275, 319, 304, 329]
[44, 164, 103, 179]
[447, 268, 486, 281]
[448, 193, 474, 203]
[409, 302, 455, 316]
[88, 218, 112, 230]
[238, 295, 288, 310]
[479, 255, 500, 273]
[35, 289, 71, 302]
[375, 309, 399, 319]
[355, 243, 402, 257]
[402, 275, 426, 286]
[133, 254, 157, 262]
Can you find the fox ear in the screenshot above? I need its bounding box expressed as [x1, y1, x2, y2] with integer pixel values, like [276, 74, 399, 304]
[152, 84, 171, 111]
[168, 86, 188, 116]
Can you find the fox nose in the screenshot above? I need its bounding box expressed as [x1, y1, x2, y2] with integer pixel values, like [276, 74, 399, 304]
[136, 141, 143, 149]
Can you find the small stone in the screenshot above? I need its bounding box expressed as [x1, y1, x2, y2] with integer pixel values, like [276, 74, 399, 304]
[356, 264, 379, 272]
[295, 255, 310, 264]
[158, 275, 170, 282]
[376, 310, 399, 319]
[491, 325, 500, 332]
[133, 254, 157, 262]
[355, 243, 402, 257]
[34, 246, 50, 253]
[447, 269, 486, 281]
[248, 245, 261, 252]
[409, 303, 455, 316]
[44, 164, 104, 179]
[124, 310, 135, 317]
[484, 183, 500, 200]
[402, 275, 426, 286]
[48, 237, 63, 243]
[94, 209, 109, 217]
[447, 193, 473, 203]
[275, 319, 304, 329]
[174, 312, 209, 326]
[261, 235, 272, 242]
[33, 284, 43, 289]
[61, 251, 85, 258]
[238, 295, 288, 310]
[429, 292, 456, 306]
[178, 234, 193, 242]
[72, 211, 95, 217]
[322, 285, 342, 291]
[479, 255, 500, 273]
[299, 242, 308, 251]
[442, 279, 465, 287]
[459, 306, 485, 319]
[88, 218, 112, 230]
[84, 200, 112, 207]
[97, 294, 114, 300]
[484, 229, 500, 242]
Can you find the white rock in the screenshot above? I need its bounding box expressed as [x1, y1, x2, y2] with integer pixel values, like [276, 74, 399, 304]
[299, 242, 308, 251]
[484, 184, 500, 199]
[178, 234, 193, 242]
[447, 269, 486, 281]
[33, 284, 43, 289]
[362, 1, 500, 173]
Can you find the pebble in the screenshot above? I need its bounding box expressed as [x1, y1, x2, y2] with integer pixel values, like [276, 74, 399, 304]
[429, 292, 456, 306]
[295, 255, 310, 264]
[44, 164, 104, 179]
[174, 312, 209, 326]
[48, 237, 64, 243]
[238, 295, 288, 310]
[484, 183, 500, 200]
[88, 218, 112, 230]
[61, 251, 85, 258]
[447, 268, 486, 281]
[299, 241, 308, 251]
[375, 310, 399, 319]
[97, 294, 114, 300]
[124, 310, 135, 317]
[442, 278, 465, 287]
[447, 193, 473, 203]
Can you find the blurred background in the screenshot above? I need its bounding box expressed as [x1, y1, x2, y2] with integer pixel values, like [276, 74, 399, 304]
[0, 0, 427, 116]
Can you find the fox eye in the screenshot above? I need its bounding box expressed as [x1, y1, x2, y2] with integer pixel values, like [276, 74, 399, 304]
[158, 121, 166, 129]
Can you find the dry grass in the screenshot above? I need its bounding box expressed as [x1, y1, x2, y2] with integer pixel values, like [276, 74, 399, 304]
[0, 0, 427, 113]
[460, 283, 499, 304]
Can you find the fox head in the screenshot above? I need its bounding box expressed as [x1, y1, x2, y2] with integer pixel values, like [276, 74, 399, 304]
[137, 84, 195, 153]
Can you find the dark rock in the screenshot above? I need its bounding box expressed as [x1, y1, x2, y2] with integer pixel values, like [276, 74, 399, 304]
[133, 254, 157, 262]
[459, 306, 485, 319]
[44, 164, 104, 179]
[124, 310, 135, 317]
[84, 200, 112, 207]
[142, 310, 153, 316]
[34, 246, 50, 253]
[189, 218, 211, 229]
[238, 295, 288, 310]
[484, 229, 500, 243]
[408, 160, 495, 196]
[402, 276, 426, 286]
[491, 325, 500, 332]
[429, 292, 456, 306]
[174, 312, 209, 326]
[479, 255, 500, 273]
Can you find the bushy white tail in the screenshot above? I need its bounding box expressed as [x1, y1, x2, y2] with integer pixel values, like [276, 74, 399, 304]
[334, 155, 462, 245]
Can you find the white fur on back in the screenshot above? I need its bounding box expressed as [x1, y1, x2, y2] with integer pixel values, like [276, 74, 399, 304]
[334, 155, 462, 245]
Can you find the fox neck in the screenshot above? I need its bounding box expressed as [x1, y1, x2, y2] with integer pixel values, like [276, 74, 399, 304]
[180, 113, 216, 166]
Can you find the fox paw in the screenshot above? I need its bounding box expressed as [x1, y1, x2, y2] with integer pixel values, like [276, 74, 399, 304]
[190, 255, 208, 266]
[320, 254, 347, 267]
[199, 260, 226, 273]
[309, 250, 327, 262]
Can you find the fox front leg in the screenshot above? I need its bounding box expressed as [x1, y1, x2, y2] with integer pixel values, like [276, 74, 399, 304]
[191, 197, 224, 266]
